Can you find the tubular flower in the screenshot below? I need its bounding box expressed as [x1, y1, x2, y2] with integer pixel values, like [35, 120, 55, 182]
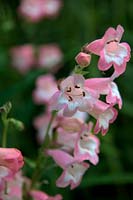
[74, 122, 100, 165]
[0, 172, 24, 200]
[88, 101, 118, 135]
[50, 74, 98, 117]
[85, 25, 131, 78]
[47, 149, 89, 189]
[85, 77, 122, 109]
[0, 148, 24, 175]
[56, 117, 84, 152]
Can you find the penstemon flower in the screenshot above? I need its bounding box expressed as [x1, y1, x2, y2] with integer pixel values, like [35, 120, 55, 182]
[50, 74, 99, 117]
[56, 117, 84, 152]
[50, 74, 118, 134]
[2, 24, 130, 198]
[88, 102, 118, 135]
[0, 148, 24, 177]
[47, 149, 89, 189]
[74, 122, 100, 165]
[85, 25, 131, 79]
[0, 172, 24, 200]
[85, 77, 122, 109]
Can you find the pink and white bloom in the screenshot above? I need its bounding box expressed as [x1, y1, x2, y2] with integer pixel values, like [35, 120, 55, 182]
[33, 74, 58, 105]
[85, 77, 122, 109]
[0, 172, 24, 200]
[38, 44, 63, 72]
[47, 149, 89, 189]
[50, 74, 118, 134]
[56, 117, 84, 151]
[18, 0, 45, 22]
[0, 148, 24, 175]
[10, 45, 35, 74]
[106, 82, 122, 109]
[42, 0, 62, 19]
[85, 25, 131, 78]
[50, 74, 98, 117]
[74, 122, 100, 165]
[75, 52, 91, 67]
[88, 101, 118, 135]
[30, 190, 62, 200]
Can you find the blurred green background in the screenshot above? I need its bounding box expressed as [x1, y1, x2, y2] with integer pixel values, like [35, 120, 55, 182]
[0, 0, 133, 199]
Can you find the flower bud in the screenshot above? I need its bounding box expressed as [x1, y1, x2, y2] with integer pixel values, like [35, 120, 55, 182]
[9, 118, 24, 131]
[75, 52, 91, 67]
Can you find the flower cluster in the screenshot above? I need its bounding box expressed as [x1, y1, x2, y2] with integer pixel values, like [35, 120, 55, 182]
[1, 24, 130, 200]
[32, 25, 130, 190]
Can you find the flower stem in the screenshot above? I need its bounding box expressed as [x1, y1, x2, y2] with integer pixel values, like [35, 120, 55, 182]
[30, 111, 56, 189]
[2, 120, 9, 148]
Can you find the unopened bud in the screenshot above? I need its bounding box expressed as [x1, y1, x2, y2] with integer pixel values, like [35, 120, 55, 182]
[9, 118, 24, 131]
[0, 102, 12, 115]
[75, 52, 91, 67]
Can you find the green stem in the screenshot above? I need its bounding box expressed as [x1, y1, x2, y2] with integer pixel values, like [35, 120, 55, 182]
[2, 120, 9, 148]
[30, 111, 56, 189]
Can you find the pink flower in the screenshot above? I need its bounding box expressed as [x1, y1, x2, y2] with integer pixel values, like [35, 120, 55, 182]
[56, 117, 83, 152]
[0, 148, 24, 175]
[85, 77, 122, 109]
[38, 44, 63, 72]
[50, 74, 118, 134]
[88, 101, 118, 135]
[47, 149, 89, 189]
[106, 82, 122, 109]
[10, 45, 35, 74]
[18, 0, 45, 22]
[85, 25, 131, 78]
[75, 52, 91, 67]
[42, 0, 62, 19]
[33, 74, 58, 105]
[50, 74, 98, 117]
[74, 122, 100, 165]
[0, 172, 24, 200]
[57, 117, 84, 134]
[30, 190, 62, 200]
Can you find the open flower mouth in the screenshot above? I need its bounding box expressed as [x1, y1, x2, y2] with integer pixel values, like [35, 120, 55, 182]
[105, 39, 120, 55]
[67, 92, 85, 102]
[106, 39, 118, 44]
